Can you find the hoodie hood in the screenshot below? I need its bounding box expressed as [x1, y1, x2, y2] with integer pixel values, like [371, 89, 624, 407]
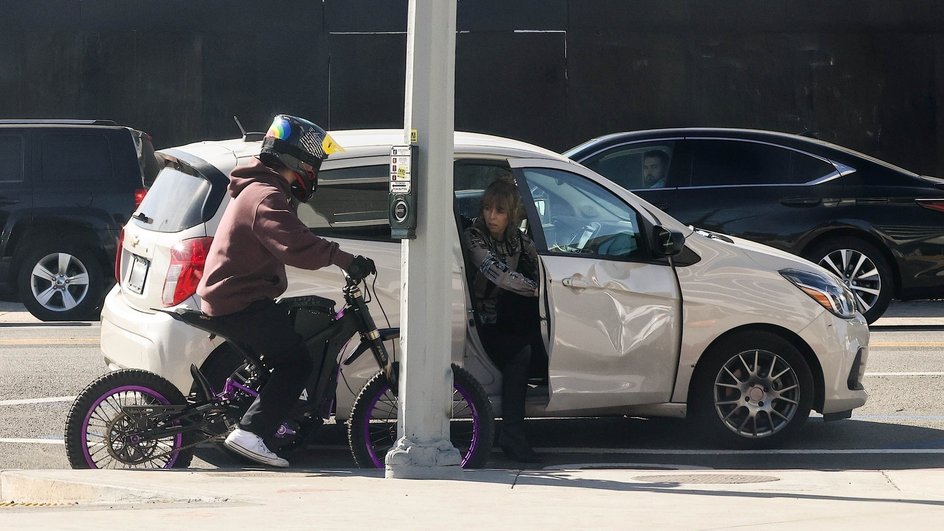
[228, 156, 293, 199]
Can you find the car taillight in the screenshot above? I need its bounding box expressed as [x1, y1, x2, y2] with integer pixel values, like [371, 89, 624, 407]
[115, 228, 124, 284]
[916, 199, 944, 213]
[162, 237, 213, 307]
[134, 188, 148, 208]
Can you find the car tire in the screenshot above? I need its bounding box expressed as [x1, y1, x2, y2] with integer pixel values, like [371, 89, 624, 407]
[806, 238, 893, 324]
[16, 242, 104, 321]
[691, 331, 814, 449]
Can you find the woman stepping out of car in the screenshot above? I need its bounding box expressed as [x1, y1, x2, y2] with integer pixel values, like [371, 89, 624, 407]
[462, 174, 544, 463]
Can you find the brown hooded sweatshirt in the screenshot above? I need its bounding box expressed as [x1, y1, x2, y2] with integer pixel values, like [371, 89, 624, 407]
[197, 157, 354, 316]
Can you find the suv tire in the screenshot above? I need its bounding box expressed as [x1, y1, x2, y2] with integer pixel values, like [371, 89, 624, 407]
[17, 242, 104, 321]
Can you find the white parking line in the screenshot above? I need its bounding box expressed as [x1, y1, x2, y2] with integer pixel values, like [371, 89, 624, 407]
[542, 462, 712, 470]
[0, 396, 75, 406]
[0, 438, 63, 445]
[865, 372, 944, 377]
[535, 448, 944, 455]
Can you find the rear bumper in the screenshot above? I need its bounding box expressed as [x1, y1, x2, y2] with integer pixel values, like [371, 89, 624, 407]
[100, 285, 218, 394]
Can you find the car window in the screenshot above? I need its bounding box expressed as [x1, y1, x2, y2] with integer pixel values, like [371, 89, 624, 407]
[297, 165, 392, 242]
[519, 167, 642, 259]
[790, 151, 839, 183]
[41, 133, 114, 183]
[0, 134, 25, 184]
[581, 141, 677, 190]
[454, 161, 514, 222]
[691, 140, 837, 187]
[133, 164, 213, 232]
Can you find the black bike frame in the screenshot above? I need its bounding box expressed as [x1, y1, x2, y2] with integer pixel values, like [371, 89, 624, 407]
[140, 276, 398, 448]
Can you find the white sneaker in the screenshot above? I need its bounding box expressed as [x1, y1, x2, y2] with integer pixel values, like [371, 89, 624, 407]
[224, 428, 289, 468]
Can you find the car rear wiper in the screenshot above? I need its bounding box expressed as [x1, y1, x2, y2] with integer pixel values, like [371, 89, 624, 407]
[133, 211, 153, 224]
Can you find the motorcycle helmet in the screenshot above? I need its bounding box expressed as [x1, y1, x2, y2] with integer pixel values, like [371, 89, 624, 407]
[259, 114, 344, 202]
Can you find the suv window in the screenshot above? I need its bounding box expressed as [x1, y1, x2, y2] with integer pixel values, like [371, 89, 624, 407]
[0, 135, 25, 183]
[41, 133, 114, 184]
[132, 164, 213, 232]
[298, 165, 391, 242]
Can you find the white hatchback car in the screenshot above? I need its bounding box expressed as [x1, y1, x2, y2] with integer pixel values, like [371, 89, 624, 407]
[101, 129, 869, 451]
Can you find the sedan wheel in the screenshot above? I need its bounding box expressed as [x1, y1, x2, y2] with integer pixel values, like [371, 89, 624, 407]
[808, 238, 892, 324]
[692, 331, 813, 448]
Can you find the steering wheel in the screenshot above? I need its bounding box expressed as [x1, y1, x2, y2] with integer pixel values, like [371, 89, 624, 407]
[566, 222, 602, 252]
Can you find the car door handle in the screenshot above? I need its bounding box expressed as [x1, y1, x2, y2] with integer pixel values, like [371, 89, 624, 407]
[780, 197, 822, 207]
[562, 276, 591, 289]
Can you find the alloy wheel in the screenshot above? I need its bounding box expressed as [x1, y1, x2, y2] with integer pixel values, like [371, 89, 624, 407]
[29, 252, 91, 313]
[817, 248, 881, 315]
[712, 348, 802, 439]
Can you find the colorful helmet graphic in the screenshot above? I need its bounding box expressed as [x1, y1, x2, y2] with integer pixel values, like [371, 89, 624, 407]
[259, 114, 344, 202]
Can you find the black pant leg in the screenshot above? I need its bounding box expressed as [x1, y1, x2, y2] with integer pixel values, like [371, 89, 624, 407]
[477, 324, 531, 434]
[206, 301, 315, 438]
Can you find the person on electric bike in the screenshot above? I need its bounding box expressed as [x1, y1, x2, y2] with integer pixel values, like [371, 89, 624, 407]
[197, 114, 375, 467]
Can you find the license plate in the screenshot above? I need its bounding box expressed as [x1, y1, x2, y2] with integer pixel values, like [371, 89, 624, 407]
[127, 255, 149, 294]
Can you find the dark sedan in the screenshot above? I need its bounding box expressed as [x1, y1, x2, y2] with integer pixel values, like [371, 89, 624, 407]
[565, 128, 944, 323]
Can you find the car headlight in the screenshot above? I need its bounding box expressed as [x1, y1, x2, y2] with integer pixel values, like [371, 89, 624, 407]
[780, 268, 857, 319]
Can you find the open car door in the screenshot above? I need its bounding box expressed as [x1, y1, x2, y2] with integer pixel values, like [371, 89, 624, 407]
[509, 159, 683, 412]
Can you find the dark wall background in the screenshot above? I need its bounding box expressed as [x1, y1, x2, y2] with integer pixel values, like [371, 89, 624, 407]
[1, 0, 942, 175]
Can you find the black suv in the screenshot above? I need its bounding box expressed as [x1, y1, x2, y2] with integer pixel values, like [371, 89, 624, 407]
[0, 119, 158, 320]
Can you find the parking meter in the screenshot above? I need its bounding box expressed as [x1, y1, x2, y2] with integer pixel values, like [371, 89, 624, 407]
[389, 145, 417, 239]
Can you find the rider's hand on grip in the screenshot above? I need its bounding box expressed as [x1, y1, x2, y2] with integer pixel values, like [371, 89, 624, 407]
[347, 255, 376, 282]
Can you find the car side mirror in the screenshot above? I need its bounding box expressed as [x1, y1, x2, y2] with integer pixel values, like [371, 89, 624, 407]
[652, 226, 685, 257]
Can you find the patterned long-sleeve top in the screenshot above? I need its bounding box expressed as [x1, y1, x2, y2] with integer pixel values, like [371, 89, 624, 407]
[462, 217, 539, 325]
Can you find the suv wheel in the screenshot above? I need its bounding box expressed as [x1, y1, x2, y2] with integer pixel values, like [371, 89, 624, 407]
[16, 243, 104, 321]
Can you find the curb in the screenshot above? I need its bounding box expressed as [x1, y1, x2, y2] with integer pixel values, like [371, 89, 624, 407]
[0, 470, 226, 506]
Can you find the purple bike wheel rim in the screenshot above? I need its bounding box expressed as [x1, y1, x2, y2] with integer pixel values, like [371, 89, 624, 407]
[361, 379, 481, 468]
[80, 385, 181, 468]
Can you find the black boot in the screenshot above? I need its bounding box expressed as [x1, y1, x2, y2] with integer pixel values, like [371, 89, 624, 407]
[499, 425, 542, 463]
[498, 345, 541, 463]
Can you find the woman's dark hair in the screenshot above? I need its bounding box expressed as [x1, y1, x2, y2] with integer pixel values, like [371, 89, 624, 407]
[481, 174, 523, 225]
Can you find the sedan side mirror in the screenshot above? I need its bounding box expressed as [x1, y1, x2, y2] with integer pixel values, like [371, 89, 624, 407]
[652, 226, 685, 257]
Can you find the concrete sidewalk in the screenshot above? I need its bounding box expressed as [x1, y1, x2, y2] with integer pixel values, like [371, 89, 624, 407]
[2, 466, 944, 528]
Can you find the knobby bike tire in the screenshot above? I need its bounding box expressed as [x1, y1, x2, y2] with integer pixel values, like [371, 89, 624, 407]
[347, 364, 494, 469]
[64, 369, 195, 469]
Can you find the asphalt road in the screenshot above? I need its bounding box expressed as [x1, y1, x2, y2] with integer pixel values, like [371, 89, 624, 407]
[1, 302, 943, 472]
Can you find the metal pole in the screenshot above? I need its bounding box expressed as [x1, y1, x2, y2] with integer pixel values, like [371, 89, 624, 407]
[385, 0, 461, 479]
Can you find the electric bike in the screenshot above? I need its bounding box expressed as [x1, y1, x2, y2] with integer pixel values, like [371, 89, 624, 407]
[64, 273, 494, 469]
